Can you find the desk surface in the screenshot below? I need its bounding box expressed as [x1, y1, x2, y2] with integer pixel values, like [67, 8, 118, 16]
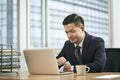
[0, 71, 120, 80]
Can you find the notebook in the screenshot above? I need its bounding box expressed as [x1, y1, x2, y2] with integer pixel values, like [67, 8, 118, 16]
[23, 48, 73, 75]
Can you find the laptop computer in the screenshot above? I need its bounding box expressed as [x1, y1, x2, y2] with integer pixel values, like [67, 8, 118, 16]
[23, 48, 73, 75]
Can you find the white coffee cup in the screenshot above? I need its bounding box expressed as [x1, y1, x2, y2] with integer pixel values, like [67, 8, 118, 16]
[76, 65, 90, 76]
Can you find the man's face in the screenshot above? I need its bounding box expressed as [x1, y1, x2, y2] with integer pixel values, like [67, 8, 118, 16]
[64, 23, 84, 45]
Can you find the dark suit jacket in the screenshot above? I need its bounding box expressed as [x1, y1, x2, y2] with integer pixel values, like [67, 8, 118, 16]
[56, 32, 106, 72]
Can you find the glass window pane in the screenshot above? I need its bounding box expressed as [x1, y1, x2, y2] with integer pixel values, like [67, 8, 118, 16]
[48, 0, 109, 48]
[0, 0, 17, 49]
[29, 0, 42, 48]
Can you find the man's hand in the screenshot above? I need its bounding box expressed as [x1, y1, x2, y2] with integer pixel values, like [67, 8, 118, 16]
[63, 63, 72, 72]
[57, 57, 66, 66]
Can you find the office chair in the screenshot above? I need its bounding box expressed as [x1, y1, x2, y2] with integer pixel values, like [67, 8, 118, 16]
[104, 48, 120, 72]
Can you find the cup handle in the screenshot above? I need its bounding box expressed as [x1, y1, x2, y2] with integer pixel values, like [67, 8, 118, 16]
[86, 67, 90, 72]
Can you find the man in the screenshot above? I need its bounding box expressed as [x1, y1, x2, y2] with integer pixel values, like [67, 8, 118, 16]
[56, 13, 106, 72]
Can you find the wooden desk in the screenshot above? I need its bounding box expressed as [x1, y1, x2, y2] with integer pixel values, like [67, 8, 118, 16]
[0, 71, 120, 80]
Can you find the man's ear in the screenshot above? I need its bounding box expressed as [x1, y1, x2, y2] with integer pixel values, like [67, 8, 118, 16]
[81, 26, 85, 32]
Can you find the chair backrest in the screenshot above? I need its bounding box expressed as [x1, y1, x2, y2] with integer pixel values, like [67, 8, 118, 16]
[104, 48, 120, 72]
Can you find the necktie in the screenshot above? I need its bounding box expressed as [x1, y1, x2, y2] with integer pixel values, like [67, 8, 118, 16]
[75, 46, 82, 64]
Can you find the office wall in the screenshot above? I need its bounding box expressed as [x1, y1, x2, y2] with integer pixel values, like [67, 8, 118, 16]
[112, 0, 120, 48]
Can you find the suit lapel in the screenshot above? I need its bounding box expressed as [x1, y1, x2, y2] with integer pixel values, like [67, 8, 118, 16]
[68, 42, 79, 65]
[82, 32, 91, 63]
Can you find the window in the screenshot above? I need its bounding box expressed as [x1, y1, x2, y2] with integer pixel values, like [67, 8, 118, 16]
[29, 0, 42, 48]
[48, 0, 109, 48]
[0, 0, 110, 49]
[0, 0, 18, 49]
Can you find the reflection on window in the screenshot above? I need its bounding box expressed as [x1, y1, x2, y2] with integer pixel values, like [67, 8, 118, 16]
[0, 0, 110, 49]
[29, 0, 42, 48]
[0, 0, 17, 49]
[48, 0, 109, 48]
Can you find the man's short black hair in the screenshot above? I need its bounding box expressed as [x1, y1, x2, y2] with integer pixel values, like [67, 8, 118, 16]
[62, 13, 84, 27]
